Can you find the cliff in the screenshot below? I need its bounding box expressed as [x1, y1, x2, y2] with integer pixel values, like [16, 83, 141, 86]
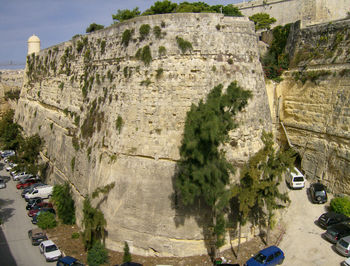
[15, 13, 272, 256]
[268, 19, 350, 193]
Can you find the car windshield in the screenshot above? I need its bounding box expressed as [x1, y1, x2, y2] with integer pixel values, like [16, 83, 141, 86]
[339, 239, 349, 248]
[293, 177, 304, 182]
[253, 252, 266, 263]
[315, 190, 326, 196]
[46, 244, 58, 252]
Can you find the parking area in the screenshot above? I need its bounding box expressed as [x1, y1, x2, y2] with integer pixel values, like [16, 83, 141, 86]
[0, 162, 50, 266]
[279, 180, 345, 265]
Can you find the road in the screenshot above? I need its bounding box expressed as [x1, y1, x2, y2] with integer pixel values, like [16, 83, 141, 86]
[279, 180, 346, 266]
[0, 161, 51, 266]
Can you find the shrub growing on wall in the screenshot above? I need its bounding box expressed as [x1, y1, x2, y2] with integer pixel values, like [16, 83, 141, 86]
[139, 24, 151, 40]
[122, 29, 133, 46]
[176, 36, 193, 54]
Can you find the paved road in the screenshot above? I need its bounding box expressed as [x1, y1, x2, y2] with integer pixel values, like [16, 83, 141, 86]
[0, 162, 50, 266]
[280, 180, 346, 266]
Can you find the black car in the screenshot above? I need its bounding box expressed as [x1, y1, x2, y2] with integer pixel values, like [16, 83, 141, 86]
[324, 221, 350, 243]
[28, 228, 48, 245]
[309, 182, 327, 204]
[26, 197, 43, 210]
[318, 212, 350, 229]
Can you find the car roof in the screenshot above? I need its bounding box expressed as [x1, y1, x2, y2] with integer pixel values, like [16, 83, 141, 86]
[324, 212, 349, 219]
[340, 235, 350, 242]
[41, 239, 55, 247]
[59, 256, 77, 264]
[259, 245, 282, 256]
[32, 228, 45, 234]
[290, 167, 304, 177]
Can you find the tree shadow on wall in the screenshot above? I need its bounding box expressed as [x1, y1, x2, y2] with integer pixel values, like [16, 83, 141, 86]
[170, 165, 214, 258]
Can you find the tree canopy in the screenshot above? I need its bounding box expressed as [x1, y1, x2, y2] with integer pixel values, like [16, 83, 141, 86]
[112, 1, 242, 22]
[249, 13, 276, 30]
[176, 81, 251, 256]
[86, 23, 105, 33]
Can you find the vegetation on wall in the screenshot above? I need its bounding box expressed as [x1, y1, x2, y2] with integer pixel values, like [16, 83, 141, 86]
[121, 29, 133, 47]
[139, 24, 151, 41]
[115, 115, 124, 133]
[135, 45, 152, 65]
[262, 23, 291, 81]
[4, 90, 20, 101]
[292, 70, 331, 85]
[86, 23, 105, 33]
[176, 81, 252, 259]
[176, 36, 193, 54]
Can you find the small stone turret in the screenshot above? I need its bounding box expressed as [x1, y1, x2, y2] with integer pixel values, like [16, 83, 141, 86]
[27, 35, 40, 55]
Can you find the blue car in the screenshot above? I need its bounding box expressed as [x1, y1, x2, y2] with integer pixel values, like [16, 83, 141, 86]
[56, 256, 84, 266]
[245, 246, 284, 265]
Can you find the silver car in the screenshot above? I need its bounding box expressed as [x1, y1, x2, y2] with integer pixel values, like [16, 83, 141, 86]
[337, 235, 350, 257]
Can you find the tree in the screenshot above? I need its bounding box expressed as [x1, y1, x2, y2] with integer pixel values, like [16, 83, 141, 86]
[0, 109, 22, 150]
[86, 23, 104, 33]
[249, 13, 276, 30]
[176, 81, 252, 259]
[142, 0, 177, 15]
[123, 241, 132, 263]
[52, 182, 76, 224]
[234, 131, 295, 246]
[112, 8, 141, 23]
[37, 212, 57, 229]
[87, 241, 108, 266]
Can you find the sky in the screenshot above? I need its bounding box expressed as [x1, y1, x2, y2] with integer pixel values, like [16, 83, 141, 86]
[0, 0, 243, 69]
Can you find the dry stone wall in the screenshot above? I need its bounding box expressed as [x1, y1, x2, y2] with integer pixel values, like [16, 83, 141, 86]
[16, 13, 271, 256]
[0, 69, 23, 114]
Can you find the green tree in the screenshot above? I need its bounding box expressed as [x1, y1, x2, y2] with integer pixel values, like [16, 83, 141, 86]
[52, 182, 76, 224]
[0, 109, 22, 150]
[330, 197, 350, 216]
[142, 0, 177, 15]
[112, 8, 141, 23]
[86, 23, 104, 33]
[249, 13, 277, 30]
[123, 241, 132, 263]
[37, 212, 57, 229]
[87, 241, 108, 266]
[176, 81, 252, 259]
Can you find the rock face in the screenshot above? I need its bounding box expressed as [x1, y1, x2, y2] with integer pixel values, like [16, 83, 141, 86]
[269, 19, 350, 193]
[0, 69, 23, 114]
[16, 13, 271, 256]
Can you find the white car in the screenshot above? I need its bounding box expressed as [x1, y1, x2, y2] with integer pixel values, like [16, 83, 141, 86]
[6, 163, 17, 171]
[13, 172, 29, 181]
[39, 240, 62, 262]
[286, 167, 305, 189]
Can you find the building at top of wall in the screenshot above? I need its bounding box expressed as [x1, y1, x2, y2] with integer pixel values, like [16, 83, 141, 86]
[235, 0, 350, 28]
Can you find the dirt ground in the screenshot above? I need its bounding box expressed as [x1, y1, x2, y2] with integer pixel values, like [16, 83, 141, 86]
[46, 223, 285, 266]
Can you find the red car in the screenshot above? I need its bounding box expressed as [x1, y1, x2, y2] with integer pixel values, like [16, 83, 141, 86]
[28, 202, 54, 217]
[16, 179, 39, 189]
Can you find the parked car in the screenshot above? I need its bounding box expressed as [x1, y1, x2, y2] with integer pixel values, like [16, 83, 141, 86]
[245, 245, 284, 265]
[324, 222, 350, 243]
[32, 208, 56, 224]
[336, 235, 350, 257]
[318, 212, 350, 229]
[39, 240, 62, 262]
[56, 256, 85, 266]
[286, 167, 305, 189]
[13, 172, 30, 181]
[25, 197, 43, 210]
[28, 203, 54, 217]
[25, 185, 53, 201]
[22, 183, 46, 198]
[1, 150, 15, 158]
[309, 182, 328, 204]
[119, 263, 143, 266]
[6, 162, 17, 171]
[344, 257, 350, 266]
[0, 178, 6, 189]
[16, 179, 39, 189]
[28, 228, 48, 245]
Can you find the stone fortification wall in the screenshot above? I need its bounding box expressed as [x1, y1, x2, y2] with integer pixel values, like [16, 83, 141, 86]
[269, 19, 350, 193]
[16, 13, 271, 256]
[236, 0, 350, 27]
[0, 69, 23, 114]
